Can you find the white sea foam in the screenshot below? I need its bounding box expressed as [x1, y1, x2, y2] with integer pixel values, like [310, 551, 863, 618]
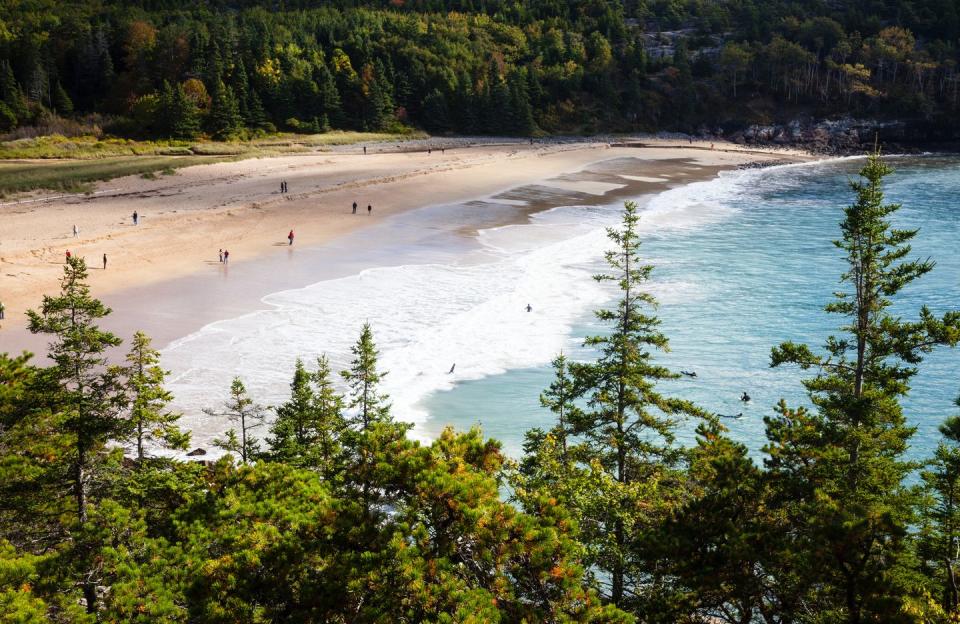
[161, 166, 769, 451]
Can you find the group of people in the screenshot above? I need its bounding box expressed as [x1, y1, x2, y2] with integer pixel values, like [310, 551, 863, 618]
[351, 201, 373, 215]
[218, 249, 231, 263]
[280, 180, 289, 194]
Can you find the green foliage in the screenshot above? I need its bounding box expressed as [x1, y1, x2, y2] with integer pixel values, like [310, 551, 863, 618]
[6, 0, 958, 137]
[765, 153, 960, 621]
[207, 378, 265, 464]
[124, 331, 189, 462]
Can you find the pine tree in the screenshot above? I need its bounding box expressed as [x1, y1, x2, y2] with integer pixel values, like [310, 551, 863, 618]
[26, 256, 127, 612]
[245, 88, 269, 129]
[159, 81, 200, 139]
[766, 152, 960, 622]
[124, 331, 189, 462]
[208, 378, 266, 464]
[310, 355, 346, 477]
[568, 200, 704, 609]
[538, 353, 579, 466]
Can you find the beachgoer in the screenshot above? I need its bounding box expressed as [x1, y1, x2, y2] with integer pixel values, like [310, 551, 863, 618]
[219, 249, 223, 263]
[288, 229, 294, 245]
[367, 204, 372, 215]
[72, 224, 79, 238]
[428, 148, 431, 155]
[223, 250, 229, 263]
[352, 201, 357, 214]
[363, 146, 367, 155]
[740, 392, 751, 402]
[448, 363, 455, 374]
[0, 301, 5, 320]
[526, 303, 532, 312]
[65, 250, 71, 261]
[710, 143, 715, 150]
[441, 147, 445, 154]
[132, 211, 138, 225]
[102, 253, 107, 270]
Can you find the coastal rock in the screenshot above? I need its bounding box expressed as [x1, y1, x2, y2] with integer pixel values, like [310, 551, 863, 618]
[729, 117, 917, 154]
[186, 448, 207, 457]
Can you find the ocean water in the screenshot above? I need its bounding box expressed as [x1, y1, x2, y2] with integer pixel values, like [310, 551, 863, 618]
[162, 155, 960, 462]
[423, 155, 960, 459]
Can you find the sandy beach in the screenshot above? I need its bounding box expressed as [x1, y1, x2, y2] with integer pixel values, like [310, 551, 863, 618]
[0, 139, 810, 353]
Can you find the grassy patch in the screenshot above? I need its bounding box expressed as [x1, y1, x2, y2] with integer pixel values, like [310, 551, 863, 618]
[0, 156, 226, 196]
[0, 130, 426, 196]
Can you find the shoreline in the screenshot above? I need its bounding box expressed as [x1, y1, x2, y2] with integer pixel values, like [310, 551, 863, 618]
[0, 140, 811, 356]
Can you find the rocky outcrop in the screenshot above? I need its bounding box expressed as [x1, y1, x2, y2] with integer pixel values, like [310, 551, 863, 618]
[725, 117, 936, 154]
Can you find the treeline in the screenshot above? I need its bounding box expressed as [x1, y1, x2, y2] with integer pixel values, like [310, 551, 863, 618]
[3, 154, 960, 621]
[1, 0, 960, 139]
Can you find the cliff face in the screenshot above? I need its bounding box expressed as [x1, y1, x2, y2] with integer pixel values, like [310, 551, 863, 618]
[726, 117, 957, 154]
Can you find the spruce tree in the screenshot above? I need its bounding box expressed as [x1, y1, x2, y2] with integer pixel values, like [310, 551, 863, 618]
[341, 324, 391, 430]
[208, 378, 266, 464]
[124, 331, 189, 462]
[766, 152, 960, 622]
[26, 256, 127, 612]
[569, 200, 704, 609]
[208, 80, 242, 140]
[921, 398, 960, 615]
[52, 81, 73, 116]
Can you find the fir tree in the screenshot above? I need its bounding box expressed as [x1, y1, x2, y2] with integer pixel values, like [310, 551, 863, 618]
[124, 331, 189, 462]
[766, 152, 960, 622]
[208, 378, 266, 464]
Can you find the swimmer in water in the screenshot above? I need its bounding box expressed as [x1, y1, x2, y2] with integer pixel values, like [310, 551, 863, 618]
[740, 392, 751, 402]
[680, 370, 697, 378]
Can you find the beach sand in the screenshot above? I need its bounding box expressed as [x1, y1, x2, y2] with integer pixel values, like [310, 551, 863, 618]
[0, 139, 809, 354]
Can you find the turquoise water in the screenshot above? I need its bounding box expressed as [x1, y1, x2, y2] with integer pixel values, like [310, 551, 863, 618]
[422, 155, 960, 460]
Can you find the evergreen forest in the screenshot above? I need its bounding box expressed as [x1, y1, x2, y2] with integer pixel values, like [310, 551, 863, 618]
[1, 0, 960, 139]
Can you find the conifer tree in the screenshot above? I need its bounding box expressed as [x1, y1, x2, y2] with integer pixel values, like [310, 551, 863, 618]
[538, 353, 579, 466]
[52, 81, 73, 116]
[921, 398, 960, 615]
[124, 331, 189, 462]
[208, 378, 266, 464]
[208, 80, 242, 139]
[26, 256, 127, 612]
[766, 152, 960, 621]
[341, 324, 391, 430]
[568, 200, 704, 609]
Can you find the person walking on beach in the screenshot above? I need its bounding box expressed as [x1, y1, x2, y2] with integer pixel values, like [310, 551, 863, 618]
[219, 249, 223, 263]
[223, 250, 229, 263]
[367, 204, 372, 215]
[65, 250, 71, 261]
[352, 201, 357, 214]
[132, 211, 138, 225]
[0, 300, 5, 321]
[363, 146, 367, 155]
[102, 253, 107, 270]
[288, 229, 294, 245]
[72, 224, 79, 238]
[526, 303, 532, 312]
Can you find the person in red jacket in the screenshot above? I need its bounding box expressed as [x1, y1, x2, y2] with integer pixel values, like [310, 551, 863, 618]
[288, 229, 295, 245]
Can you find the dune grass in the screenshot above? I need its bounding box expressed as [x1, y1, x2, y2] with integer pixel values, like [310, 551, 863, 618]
[0, 130, 426, 196]
[0, 156, 227, 196]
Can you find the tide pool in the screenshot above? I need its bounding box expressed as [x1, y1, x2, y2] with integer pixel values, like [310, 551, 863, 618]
[422, 155, 960, 461]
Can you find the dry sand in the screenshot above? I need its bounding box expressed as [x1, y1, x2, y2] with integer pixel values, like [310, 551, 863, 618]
[0, 139, 811, 348]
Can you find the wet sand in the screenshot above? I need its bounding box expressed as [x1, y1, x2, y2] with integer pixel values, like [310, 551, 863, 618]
[0, 141, 808, 355]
